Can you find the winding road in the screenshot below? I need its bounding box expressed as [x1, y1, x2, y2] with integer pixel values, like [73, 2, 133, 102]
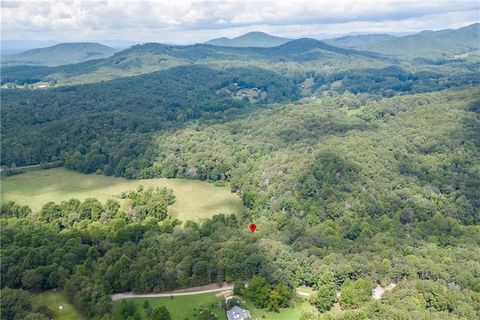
[111, 284, 234, 301]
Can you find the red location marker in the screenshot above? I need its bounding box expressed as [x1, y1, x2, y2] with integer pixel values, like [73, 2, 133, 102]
[249, 223, 257, 233]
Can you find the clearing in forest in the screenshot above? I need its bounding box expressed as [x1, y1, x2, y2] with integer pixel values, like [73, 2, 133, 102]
[0, 168, 244, 222]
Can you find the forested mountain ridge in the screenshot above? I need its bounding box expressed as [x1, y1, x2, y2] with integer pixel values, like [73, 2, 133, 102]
[1, 21, 480, 320]
[2, 87, 479, 320]
[206, 31, 291, 47]
[1, 42, 479, 177]
[326, 23, 480, 59]
[151, 86, 480, 225]
[1, 65, 300, 176]
[1, 24, 478, 90]
[323, 34, 397, 49]
[1, 42, 117, 67]
[2, 58, 478, 176]
[0, 38, 384, 86]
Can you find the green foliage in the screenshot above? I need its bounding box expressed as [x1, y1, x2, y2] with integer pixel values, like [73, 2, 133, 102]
[377, 280, 478, 319]
[340, 279, 374, 309]
[195, 308, 216, 320]
[243, 276, 293, 311]
[121, 300, 137, 318]
[233, 280, 245, 295]
[312, 66, 480, 97]
[0, 288, 34, 320]
[149, 306, 171, 320]
[143, 301, 150, 309]
[327, 23, 480, 59]
[244, 276, 272, 308]
[121, 186, 175, 221]
[311, 272, 336, 312]
[268, 284, 292, 312]
[226, 297, 241, 309]
[0, 201, 31, 218]
[1, 65, 299, 177]
[153, 87, 480, 226]
[1, 27, 480, 320]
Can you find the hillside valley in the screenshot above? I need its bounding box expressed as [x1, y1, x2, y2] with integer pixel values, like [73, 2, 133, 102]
[1, 19, 480, 320]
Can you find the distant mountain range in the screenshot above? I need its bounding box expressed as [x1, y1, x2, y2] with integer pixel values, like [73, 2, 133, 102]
[204, 24, 479, 59]
[205, 31, 291, 47]
[2, 23, 477, 69]
[1, 23, 478, 84]
[1, 42, 118, 67]
[1, 37, 384, 86]
[325, 23, 480, 59]
[323, 34, 398, 49]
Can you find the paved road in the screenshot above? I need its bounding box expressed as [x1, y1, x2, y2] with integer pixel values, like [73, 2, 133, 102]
[111, 285, 234, 301]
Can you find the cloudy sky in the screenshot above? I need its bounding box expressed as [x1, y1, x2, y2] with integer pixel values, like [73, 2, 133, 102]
[1, 0, 479, 44]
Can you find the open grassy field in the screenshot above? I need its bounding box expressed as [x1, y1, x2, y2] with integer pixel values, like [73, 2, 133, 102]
[244, 298, 316, 320]
[112, 293, 315, 320]
[0, 168, 244, 222]
[33, 291, 84, 320]
[112, 293, 224, 319]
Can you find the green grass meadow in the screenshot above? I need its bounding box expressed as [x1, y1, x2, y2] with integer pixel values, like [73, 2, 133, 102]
[244, 298, 316, 320]
[112, 293, 224, 320]
[34, 291, 84, 320]
[112, 294, 315, 320]
[0, 168, 244, 222]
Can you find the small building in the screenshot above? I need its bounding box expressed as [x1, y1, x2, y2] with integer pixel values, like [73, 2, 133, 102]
[226, 305, 251, 320]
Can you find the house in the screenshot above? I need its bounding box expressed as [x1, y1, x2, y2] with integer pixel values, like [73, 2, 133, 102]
[226, 305, 251, 320]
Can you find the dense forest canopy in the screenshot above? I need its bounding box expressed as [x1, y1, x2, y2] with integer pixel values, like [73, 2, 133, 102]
[1, 23, 480, 320]
[1, 65, 299, 176]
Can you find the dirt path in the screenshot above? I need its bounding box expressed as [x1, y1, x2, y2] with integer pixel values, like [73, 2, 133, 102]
[297, 292, 310, 297]
[372, 283, 396, 300]
[111, 283, 234, 301]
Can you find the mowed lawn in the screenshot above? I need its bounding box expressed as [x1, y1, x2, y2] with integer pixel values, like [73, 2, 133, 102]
[112, 294, 315, 320]
[244, 298, 316, 320]
[34, 291, 84, 320]
[0, 168, 244, 222]
[112, 293, 224, 320]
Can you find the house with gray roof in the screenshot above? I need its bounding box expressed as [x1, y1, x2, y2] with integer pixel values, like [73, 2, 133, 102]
[226, 305, 251, 320]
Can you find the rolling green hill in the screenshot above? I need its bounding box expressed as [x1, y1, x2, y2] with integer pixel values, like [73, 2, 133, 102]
[327, 23, 480, 59]
[0, 39, 382, 86]
[206, 31, 291, 47]
[2, 18, 480, 320]
[1, 42, 117, 67]
[1, 38, 391, 87]
[0, 64, 299, 176]
[324, 34, 397, 49]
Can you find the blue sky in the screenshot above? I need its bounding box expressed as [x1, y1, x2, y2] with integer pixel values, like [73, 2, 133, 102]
[1, 0, 479, 44]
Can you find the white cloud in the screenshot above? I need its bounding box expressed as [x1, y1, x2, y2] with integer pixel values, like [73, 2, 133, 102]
[1, 0, 478, 43]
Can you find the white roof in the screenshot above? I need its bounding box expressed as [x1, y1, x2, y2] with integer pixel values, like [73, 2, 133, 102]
[226, 306, 251, 320]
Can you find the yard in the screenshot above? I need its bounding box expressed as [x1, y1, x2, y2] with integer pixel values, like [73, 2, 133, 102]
[33, 290, 84, 320]
[112, 293, 225, 319]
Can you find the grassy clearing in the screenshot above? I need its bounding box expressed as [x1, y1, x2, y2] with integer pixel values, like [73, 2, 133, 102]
[33, 291, 84, 320]
[0, 168, 244, 222]
[112, 293, 224, 319]
[112, 294, 315, 320]
[296, 285, 314, 296]
[243, 298, 315, 320]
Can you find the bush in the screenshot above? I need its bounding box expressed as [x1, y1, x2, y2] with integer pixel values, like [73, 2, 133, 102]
[340, 278, 373, 309]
